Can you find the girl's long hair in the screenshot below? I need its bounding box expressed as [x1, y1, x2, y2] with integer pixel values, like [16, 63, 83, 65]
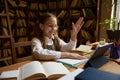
[33, 12, 60, 51]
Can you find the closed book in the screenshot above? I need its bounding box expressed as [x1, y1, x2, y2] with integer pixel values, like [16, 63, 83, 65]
[75, 67, 120, 80]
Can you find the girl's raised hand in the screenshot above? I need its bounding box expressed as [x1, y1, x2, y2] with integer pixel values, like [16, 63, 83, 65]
[71, 17, 84, 41]
[73, 17, 84, 34]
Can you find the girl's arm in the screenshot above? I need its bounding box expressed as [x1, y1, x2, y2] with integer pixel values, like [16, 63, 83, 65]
[32, 38, 61, 60]
[59, 17, 84, 52]
[32, 38, 86, 60]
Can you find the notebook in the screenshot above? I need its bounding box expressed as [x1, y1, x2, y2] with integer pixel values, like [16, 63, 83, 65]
[84, 43, 112, 69]
[56, 58, 88, 66]
[75, 67, 120, 80]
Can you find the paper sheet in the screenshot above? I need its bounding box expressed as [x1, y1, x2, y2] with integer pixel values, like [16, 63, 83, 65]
[58, 68, 84, 80]
[0, 70, 19, 79]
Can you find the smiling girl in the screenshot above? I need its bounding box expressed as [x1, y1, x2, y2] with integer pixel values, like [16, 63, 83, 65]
[32, 12, 86, 60]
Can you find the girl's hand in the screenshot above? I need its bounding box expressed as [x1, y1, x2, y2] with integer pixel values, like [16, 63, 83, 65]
[61, 52, 87, 60]
[71, 17, 84, 41]
[69, 53, 87, 60]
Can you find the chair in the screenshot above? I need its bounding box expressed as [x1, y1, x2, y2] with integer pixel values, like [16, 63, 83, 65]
[12, 41, 35, 63]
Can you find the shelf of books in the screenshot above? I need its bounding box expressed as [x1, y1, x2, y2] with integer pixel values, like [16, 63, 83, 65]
[7, 0, 32, 61]
[0, 0, 15, 66]
[0, 0, 100, 66]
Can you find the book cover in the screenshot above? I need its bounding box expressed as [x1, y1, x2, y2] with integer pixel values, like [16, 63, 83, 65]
[75, 67, 120, 80]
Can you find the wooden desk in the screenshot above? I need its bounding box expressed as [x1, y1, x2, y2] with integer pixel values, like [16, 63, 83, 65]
[0, 60, 120, 75]
[0, 60, 31, 73]
[99, 60, 120, 74]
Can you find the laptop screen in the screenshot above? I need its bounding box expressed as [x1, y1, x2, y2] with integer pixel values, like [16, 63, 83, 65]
[84, 43, 112, 69]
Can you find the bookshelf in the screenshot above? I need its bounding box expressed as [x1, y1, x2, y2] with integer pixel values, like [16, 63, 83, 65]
[68, 0, 100, 46]
[7, 0, 32, 63]
[0, 0, 100, 65]
[0, 0, 15, 66]
[27, 0, 100, 46]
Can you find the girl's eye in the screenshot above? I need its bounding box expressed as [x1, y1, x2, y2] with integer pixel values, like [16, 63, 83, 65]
[48, 24, 53, 27]
[47, 24, 58, 28]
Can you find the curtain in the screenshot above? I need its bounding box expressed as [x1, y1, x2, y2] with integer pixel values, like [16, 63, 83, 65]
[112, 0, 120, 30]
[116, 0, 120, 29]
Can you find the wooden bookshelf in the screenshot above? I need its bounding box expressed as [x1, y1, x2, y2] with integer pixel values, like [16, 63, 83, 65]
[26, 0, 100, 46]
[0, 0, 100, 65]
[0, 0, 15, 66]
[6, 0, 32, 63]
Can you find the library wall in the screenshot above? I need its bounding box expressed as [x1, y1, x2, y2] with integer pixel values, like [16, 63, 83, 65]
[7, 0, 99, 46]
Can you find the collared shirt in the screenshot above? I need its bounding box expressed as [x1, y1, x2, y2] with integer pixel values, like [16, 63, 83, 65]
[32, 36, 77, 60]
[45, 36, 55, 50]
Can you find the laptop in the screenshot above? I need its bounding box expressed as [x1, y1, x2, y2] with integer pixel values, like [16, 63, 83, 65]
[84, 43, 112, 69]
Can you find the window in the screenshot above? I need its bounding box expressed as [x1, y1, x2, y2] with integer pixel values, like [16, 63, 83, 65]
[111, 0, 120, 30]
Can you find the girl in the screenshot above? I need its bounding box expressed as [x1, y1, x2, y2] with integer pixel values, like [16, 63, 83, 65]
[32, 12, 86, 60]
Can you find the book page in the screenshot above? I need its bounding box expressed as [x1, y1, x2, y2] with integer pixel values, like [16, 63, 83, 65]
[0, 70, 19, 79]
[58, 68, 84, 80]
[42, 62, 70, 79]
[56, 58, 88, 65]
[19, 61, 46, 80]
[76, 45, 92, 53]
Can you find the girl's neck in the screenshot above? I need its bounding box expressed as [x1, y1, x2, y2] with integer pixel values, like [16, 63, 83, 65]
[45, 35, 54, 39]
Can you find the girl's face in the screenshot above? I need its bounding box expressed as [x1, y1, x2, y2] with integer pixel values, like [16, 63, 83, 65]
[40, 17, 58, 38]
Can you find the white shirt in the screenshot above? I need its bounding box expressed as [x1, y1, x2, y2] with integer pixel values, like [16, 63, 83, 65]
[32, 37, 77, 60]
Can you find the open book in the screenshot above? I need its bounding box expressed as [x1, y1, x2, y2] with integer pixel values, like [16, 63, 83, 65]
[72, 45, 93, 56]
[76, 45, 92, 53]
[0, 61, 70, 80]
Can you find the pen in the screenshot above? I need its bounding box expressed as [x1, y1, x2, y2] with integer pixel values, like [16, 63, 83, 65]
[59, 61, 78, 69]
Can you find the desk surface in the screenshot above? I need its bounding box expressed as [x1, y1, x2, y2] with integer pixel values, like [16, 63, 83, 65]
[0, 60, 120, 75]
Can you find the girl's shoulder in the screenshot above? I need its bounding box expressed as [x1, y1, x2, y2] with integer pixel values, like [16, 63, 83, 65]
[32, 37, 41, 42]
